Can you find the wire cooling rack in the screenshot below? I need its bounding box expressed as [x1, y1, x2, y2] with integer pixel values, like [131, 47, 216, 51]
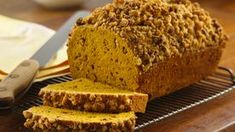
[13, 67, 235, 131]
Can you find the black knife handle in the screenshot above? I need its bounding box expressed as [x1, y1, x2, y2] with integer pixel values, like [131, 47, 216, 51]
[0, 60, 39, 109]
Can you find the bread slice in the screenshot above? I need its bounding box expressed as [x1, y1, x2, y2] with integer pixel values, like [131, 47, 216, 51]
[23, 106, 136, 131]
[39, 78, 148, 113]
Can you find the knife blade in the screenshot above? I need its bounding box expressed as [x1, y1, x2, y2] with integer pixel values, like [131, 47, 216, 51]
[0, 11, 90, 109]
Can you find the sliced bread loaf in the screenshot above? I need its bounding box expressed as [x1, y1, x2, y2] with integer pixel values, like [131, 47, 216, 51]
[67, 0, 228, 99]
[39, 78, 148, 113]
[23, 106, 135, 131]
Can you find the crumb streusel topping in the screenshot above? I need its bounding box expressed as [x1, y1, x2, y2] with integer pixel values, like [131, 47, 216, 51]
[76, 0, 227, 72]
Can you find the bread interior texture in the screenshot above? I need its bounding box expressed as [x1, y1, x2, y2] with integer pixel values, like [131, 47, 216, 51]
[68, 26, 140, 91]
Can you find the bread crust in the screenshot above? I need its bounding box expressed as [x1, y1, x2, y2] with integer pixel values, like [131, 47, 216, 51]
[137, 46, 223, 99]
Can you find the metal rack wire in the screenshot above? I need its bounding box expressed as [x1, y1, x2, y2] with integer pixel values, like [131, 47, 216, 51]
[13, 67, 235, 131]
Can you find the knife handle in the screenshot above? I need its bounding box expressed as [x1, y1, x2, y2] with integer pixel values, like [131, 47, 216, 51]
[0, 60, 39, 108]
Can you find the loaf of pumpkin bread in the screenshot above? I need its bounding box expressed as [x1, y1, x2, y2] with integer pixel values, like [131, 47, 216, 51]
[67, 0, 228, 99]
[23, 106, 135, 131]
[39, 78, 148, 113]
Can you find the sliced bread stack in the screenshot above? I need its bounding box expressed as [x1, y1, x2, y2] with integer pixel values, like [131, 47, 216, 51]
[23, 78, 148, 131]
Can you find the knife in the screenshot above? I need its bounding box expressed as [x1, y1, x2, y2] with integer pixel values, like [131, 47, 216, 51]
[0, 11, 90, 109]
